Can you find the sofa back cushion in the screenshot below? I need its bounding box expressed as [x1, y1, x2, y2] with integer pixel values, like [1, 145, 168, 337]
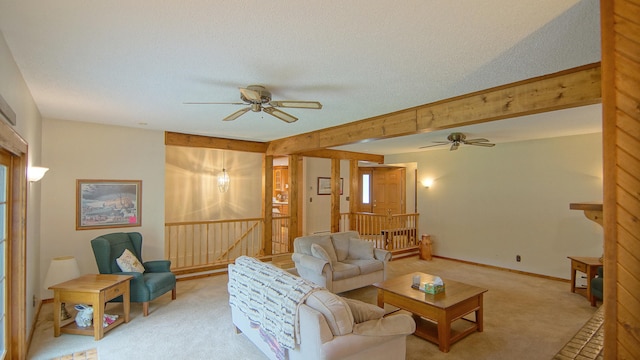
[348, 238, 375, 260]
[305, 290, 354, 336]
[330, 231, 360, 261]
[294, 234, 338, 263]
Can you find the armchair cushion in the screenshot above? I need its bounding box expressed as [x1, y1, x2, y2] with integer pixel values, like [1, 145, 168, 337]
[348, 238, 375, 260]
[143, 260, 172, 273]
[352, 314, 416, 336]
[305, 290, 354, 336]
[116, 248, 145, 273]
[343, 297, 384, 323]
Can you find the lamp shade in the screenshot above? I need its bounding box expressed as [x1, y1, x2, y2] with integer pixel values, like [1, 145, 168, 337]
[44, 256, 80, 288]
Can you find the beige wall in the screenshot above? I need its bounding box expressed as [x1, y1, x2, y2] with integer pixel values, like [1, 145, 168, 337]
[0, 31, 44, 340]
[165, 146, 263, 221]
[386, 132, 603, 279]
[40, 119, 165, 298]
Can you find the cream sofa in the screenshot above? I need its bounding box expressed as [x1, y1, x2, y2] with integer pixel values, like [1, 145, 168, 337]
[292, 231, 391, 293]
[228, 256, 415, 360]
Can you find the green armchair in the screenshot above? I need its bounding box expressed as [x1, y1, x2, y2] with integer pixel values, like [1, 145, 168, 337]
[590, 266, 603, 306]
[91, 232, 176, 316]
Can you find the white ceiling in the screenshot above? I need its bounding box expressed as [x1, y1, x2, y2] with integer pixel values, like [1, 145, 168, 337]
[0, 0, 601, 155]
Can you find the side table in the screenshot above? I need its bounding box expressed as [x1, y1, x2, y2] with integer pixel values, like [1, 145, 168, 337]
[49, 274, 133, 340]
[568, 256, 602, 301]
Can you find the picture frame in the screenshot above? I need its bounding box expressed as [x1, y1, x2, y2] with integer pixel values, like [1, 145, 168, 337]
[76, 179, 142, 230]
[317, 177, 343, 195]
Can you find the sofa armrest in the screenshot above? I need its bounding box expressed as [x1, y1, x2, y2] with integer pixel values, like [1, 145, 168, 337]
[143, 260, 172, 273]
[374, 248, 392, 262]
[352, 313, 416, 336]
[292, 253, 330, 275]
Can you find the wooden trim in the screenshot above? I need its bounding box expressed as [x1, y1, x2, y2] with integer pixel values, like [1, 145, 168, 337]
[262, 155, 273, 255]
[330, 159, 340, 233]
[266, 63, 601, 155]
[165, 131, 268, 153]
[296, 149, 384, 163]
[433, 255, 569, 283]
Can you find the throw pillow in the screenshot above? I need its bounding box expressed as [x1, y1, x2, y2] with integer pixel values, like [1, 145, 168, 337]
[343, 297, 385, 323]
[116, 249, 145, 273]
[311, 243, 334, 270]
[314, 235, 339, 264]
[305, 290, 354, 336]
[348, 238, 375, 260]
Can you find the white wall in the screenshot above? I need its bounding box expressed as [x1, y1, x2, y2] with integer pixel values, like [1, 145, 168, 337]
[40, 119, 165, 298]
[0, 31, 45, 340]
[165, 146, 263, 221]
[386, 133, 603, 279]
[303, 158, 350, 235]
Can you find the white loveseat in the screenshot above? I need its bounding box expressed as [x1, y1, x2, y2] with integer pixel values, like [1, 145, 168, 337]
[228, 256, 415, 360]
[292, 231, 391, 293]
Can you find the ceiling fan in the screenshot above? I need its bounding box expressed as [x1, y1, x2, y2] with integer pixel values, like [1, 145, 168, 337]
[184, 85, 322, 123]
[419, 132, 495, 151]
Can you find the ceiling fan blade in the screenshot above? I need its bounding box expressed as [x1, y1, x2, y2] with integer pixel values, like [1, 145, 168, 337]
[239, 87, 262, 102]
[223, 107, 251, 121]
[450, 143, 460, 151]
[469, 142, 496, 147]
[183, 102, 246, 105]
[464, 138, 490, 144]
[418, 141, 449, 149]
[269, 100, 322, 109]
[262, 107, 298, 123]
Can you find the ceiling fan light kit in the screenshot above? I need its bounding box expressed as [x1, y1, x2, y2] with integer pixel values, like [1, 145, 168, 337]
[186, 84, 322, 123]
[419, 132, 495, 151]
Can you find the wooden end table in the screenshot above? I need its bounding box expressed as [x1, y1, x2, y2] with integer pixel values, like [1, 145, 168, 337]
[568, 256, 602, 301]
[374, 272, 488, 353]
[49, 274, 133, 340]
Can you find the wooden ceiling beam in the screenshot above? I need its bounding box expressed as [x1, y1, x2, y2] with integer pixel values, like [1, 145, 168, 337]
[296, 149, 384, 163]
[165, 131, 269, 153]
[266, 62, 602, 155]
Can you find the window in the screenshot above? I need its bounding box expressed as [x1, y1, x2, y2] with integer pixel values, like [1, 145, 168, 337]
[362, 173, 370, 204]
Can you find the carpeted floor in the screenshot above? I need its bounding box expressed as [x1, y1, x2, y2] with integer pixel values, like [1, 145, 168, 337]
[28, 257, 598, 360]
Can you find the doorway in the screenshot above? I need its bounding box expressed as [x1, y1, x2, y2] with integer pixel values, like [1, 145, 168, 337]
[357, 167, 406, 215]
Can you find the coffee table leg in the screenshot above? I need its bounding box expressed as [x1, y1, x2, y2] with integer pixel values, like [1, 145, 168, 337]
[437, 311, 451, 353]
[52, 291, 61, 337]
[377, 289, 384, 308]
[477, 294, 484, 332]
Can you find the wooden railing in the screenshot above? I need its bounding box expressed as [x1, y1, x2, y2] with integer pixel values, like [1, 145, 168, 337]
[165, 216, 291, 273]
[165, 212, 417, 274]
[340, 212, 419, 250]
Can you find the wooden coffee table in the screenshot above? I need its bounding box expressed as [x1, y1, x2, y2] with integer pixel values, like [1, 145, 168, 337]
[374, 272, 488, 352]
[49, 274, 133, 340]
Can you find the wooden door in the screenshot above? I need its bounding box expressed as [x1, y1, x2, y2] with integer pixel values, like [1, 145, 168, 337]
[371, 168, 405, 216]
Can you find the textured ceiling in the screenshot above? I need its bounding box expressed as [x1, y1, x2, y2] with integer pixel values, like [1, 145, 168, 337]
[0, 0, 601, 154]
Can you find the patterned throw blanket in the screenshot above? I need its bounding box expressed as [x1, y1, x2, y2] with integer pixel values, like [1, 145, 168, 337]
[228, 256, 321, 350]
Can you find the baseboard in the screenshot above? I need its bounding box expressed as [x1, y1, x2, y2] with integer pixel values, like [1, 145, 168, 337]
[432, 255, 569, 283]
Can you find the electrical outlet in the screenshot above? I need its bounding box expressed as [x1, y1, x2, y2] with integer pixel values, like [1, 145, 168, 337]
[32, 295, 36, 307]
[516, 255, 521, 262]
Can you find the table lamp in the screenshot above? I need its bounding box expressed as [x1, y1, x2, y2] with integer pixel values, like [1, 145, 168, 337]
[44, 256, 80, 320]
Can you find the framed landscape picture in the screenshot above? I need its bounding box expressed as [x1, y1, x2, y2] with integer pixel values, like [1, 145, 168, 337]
[76, 179, 142, 230]
[317, 177, 343, 195]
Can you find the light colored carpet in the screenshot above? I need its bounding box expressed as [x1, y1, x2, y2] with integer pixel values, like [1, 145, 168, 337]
[28, 257, 598, 360]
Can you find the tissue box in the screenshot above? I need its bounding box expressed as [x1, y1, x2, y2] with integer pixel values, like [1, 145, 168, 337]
[423, 282, 445, 294]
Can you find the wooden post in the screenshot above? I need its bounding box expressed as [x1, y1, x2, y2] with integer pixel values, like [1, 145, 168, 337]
[331, 158, 341, 233]
[263, 155, 273, 255]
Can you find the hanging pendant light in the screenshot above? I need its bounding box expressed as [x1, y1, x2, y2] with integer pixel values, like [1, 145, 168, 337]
[217, 152, 230, 193]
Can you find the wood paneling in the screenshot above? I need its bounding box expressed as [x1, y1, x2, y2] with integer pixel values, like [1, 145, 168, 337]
[165, 132, 269, 153]
[267, 63, 601, 155]
[602, 0, 640, 358]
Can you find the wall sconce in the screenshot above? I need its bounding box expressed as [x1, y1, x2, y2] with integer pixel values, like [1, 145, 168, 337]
[28, 166, 49, 182]
[421, 178, 434, 188]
